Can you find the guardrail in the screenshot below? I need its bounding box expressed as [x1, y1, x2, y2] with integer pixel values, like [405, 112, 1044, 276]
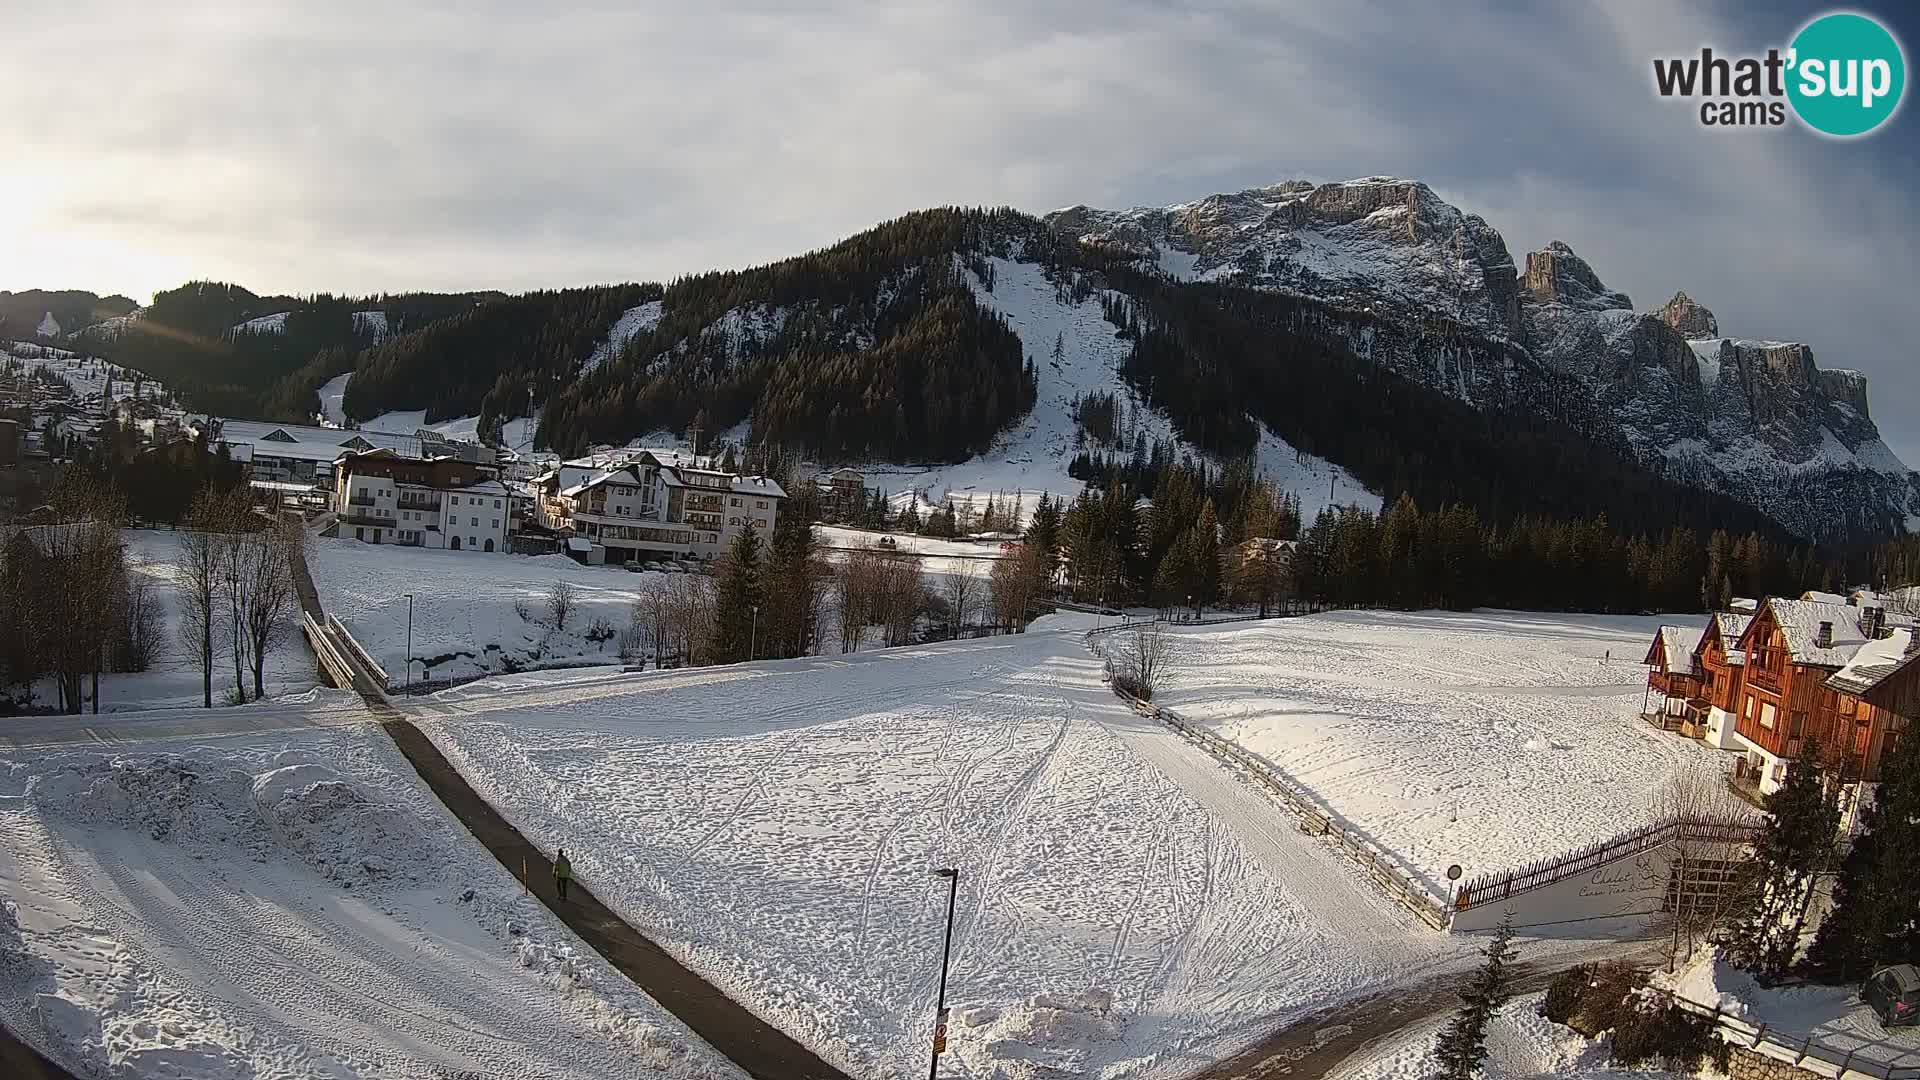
[326, 614, 391, 690]
[1658, 987, 1919, 1080]
[303, 612, 356, 691]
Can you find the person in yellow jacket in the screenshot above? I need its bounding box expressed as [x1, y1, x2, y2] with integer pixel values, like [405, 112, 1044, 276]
[553, 848, 573, 901]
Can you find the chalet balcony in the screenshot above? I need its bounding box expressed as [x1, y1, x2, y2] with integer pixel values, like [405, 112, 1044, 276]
[1748, 667, 1783, 693]
[343, 510, 396, 526]
[347, 495, 377, 507]
[397, 494, 441, 511]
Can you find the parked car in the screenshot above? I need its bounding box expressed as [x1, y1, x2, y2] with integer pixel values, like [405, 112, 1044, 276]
[1863, 964, 1920, 1028]
[878, 536, 897, 549]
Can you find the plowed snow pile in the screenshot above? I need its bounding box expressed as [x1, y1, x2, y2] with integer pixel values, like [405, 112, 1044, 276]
[0, 728, 743, 1080]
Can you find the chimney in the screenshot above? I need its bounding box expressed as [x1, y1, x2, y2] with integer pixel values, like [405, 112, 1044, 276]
[1861, 606, 1886, 640]
[1816, 621, 1834, 649]
[1907, 631, 1920, 658]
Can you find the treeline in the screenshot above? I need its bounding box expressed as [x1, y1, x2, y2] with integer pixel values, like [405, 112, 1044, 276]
[1027, 456, 1835, 615]
[345, 285, 659, 428]
[0, 290, 137, 337]
[63, 417, 249, 524]
[1095, 269, 1791, 541]
[538, 208, 1048, 459]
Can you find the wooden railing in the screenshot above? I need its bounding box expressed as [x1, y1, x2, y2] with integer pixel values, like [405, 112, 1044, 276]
[1453, 815, 1763, 912]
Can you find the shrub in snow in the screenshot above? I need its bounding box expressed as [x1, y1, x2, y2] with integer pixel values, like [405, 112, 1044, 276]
[1609, 988, 1727, 1073]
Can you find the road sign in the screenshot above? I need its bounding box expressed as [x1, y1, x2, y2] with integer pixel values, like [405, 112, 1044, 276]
[1446, 864, 1463, 881]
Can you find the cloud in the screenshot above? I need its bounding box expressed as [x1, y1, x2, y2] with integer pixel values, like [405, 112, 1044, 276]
[5, 0, 1915, 462]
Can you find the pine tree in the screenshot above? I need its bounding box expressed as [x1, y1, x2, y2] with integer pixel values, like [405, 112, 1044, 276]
[1431, 913, 1517, 1080]
[1808, 730, 1920, 980]
[1726, 738, 1841, 978]
[710, 524, 763, 663]
[760, 516, 819, 659]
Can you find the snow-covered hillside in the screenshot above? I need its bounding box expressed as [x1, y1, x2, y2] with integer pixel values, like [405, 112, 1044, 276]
[0, 726, 743, 1079]
[584, 300, 664, 374]
[231, 311, 290, 335]
[861, 254, 1378, 526]
[2, 345, 175, 410]
[410, 631, 1470, 1078]
[1151, 610, 1729, 889]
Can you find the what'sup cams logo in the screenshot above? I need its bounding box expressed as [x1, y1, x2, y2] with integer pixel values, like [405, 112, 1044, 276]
[1653, 11, 1906, 136]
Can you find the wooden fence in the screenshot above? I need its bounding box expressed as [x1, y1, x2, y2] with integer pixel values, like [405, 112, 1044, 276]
[1453, 815, 1763, 912]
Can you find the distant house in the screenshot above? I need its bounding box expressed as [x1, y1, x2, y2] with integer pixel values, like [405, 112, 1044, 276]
[533, 448, 785, 563]
[823, 468, 866, 521]
[333, 448, 513, 552]
[1729, 597, 1910, 798]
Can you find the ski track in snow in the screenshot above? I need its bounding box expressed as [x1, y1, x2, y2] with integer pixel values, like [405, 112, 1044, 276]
[0, 728, 744, 1080]
[409, 631, 1466, 1080]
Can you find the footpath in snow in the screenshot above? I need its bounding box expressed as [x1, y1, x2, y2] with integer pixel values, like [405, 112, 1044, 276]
[406, 630, 1470, 1080]
[1148, 610, 1729, 892]
[0, 725, 744, 1080]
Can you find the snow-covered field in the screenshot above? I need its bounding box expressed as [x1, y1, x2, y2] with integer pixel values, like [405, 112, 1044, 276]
[1150, 610, 1728, 890]
[25, 530, 318, 712]
[407, 630, 1473, 1080]
[308, 538, 669, 683]
[0, 724, 742, 1079]
[1328, 992, 1683, 1080]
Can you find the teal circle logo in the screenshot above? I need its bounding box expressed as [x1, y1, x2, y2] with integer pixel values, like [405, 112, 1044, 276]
[1787, 12, 1906, 137]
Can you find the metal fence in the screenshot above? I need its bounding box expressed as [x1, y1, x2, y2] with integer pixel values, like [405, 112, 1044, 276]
[1658, 987, 1920, 1080]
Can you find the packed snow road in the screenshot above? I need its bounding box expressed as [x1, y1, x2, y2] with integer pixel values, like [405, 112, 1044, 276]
[408, 630, 1472, 1080]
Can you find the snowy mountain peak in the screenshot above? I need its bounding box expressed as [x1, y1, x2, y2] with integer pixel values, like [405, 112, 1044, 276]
[1521, 241, 1631, 311]
[1657, 291, 1719, 339]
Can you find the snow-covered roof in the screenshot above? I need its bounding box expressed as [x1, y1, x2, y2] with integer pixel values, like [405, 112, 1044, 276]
[566, 536, 593, 553]
[1759, 598, 1870, 667]
[1826, 629, 1918, 697]
[1729, 597, 1758, 612]
[1712, 613, 1752, 665]
[1801, 590, 1849, 606]
[730, 475, 787, 499]
[1650, 625, 1703, 672]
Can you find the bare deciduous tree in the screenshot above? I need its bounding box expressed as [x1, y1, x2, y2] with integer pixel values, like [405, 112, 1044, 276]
[238, 520, 298, 701]
[179, 487, 227, 709]
[115, 573, 165, 672]
[547, 579, 578, 631]
[1652, 758, 1756, 970]
[943, 561, 981, 635]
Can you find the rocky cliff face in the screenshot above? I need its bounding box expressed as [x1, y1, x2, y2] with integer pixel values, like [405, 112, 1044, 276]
[1047, 178, 1918, 542]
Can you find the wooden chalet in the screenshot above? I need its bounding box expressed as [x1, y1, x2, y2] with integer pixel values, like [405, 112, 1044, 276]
[1642, 624, 1706, 733]
[1728, 597, 1910, 798]
[1690, 612, 1752, 750]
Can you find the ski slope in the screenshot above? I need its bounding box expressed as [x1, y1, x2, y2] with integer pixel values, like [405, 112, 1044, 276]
[0, 724, 742, 1080]
[861, 256, 1378, 527]
[1150, 611, 1730, 891]
[408, 630, 1469, 1079]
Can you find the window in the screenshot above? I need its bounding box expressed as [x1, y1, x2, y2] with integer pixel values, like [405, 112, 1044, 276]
[1760, 702, 1777, 730]
[471, 516, 479, 527]
[494, 499, 501, 509]
[730, 497, 741, 507]
[756, 500, 766, 509]
[469, 536, 477, 548]
[450, 496, 459, 505]
[491, 519, 500, 529]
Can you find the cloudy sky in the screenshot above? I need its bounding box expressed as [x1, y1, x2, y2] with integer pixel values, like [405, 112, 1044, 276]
[6, 0, 1916, 463]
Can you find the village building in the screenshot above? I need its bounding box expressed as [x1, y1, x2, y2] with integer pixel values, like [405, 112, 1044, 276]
[1727, 597, 1909, 799]
[532, 448, 785, 563]
[1692, 612, 1752, 750]
[331, 448, 514, 552]
[1643, 624, 1706, 734]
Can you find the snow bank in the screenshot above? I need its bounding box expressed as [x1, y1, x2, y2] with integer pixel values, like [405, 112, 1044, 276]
[1330, 993, 1640, 1080]
[1659, 951, 1918, 1067]
[946, 989, 1123, 1079]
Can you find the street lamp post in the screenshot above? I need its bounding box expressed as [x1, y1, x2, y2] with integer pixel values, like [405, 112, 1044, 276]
[929, 868, 959, 1080]
[405, 593, 414, 688]
[751, 604, 759, 661]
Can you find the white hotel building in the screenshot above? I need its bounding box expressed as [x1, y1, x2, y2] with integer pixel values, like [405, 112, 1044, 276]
[533, 448, 785, 562]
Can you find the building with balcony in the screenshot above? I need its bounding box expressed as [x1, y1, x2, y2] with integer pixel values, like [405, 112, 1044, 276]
[332, 448, 513, 552]
[1727, 596, 1914, 798]
[532, 448, 786, 562]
